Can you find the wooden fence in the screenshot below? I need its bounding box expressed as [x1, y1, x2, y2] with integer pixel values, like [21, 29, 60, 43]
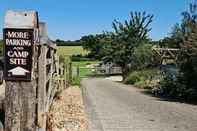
[37, 43, 66, 129]
[2, 11, 72, 131]
[4, 41, 69, 131]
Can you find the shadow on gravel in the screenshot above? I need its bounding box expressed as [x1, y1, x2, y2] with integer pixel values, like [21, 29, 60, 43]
[140, 90, 197, 106]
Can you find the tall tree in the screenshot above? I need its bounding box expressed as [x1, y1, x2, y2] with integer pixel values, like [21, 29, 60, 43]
[104, 11, 153, 80]
[176, 1, 197, 99]
[81, 34, 107, 59]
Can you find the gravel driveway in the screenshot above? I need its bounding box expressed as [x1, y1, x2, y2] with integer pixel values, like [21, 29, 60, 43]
[82, 78, 197, 131]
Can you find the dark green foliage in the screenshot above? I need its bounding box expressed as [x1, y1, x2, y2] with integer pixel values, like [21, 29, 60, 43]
[158, 23, 184, 49]
[81, 34, 107, 59]
[131, 43, 154, 70]
[124, 72, 141, 84]
[176, 1, 197, 100]
[56, 39, 82, 46]
[103, 11, 153, 80]
[157, 1, 197, 100]
[71, 54, 94, 61]
[158, 72, 178, 97]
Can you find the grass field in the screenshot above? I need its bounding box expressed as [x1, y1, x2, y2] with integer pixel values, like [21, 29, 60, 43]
[57, 46, 88, 57]
[57, 46, 99, 85]
[72, 61, 98, 67]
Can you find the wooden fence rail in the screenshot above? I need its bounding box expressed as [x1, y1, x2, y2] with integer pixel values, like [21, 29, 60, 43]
[37, 43, 66, 129]
[2, 11, 70, 131]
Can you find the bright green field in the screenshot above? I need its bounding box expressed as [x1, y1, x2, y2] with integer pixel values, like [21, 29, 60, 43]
[57, 46, 98, 85]
[57, 46, 88, 57]
[72, 61, 98, 67]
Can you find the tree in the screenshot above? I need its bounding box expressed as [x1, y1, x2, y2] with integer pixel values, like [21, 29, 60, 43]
[132, 43, 154, 70]
[81, 34, 106, 59]
[104, 11, 153, 80]
[55, 39, 82, 46]
[159, 1, 197, 100]
[176, 1, 197, 99]
[158, 23, 183, 49]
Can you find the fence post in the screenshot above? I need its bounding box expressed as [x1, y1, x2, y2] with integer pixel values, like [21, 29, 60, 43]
[77, 65, 80, 77]
[4, 10, 39, 131]
[69, 62, 72, 84]
[37, 45, 47, 130]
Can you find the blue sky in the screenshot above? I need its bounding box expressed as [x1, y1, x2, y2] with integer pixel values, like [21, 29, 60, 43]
[0, 0, 191, 40]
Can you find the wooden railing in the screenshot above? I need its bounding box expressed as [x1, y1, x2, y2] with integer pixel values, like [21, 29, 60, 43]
[152, 47, 180, 64]
[36, 43, 66, 129]
[2, 11, 71, 131]
[3, 43, 68, 131]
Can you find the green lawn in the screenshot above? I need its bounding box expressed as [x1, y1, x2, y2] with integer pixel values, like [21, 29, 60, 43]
[79, 67, 95, 77]
[72, 61, 98, 67]
[72, 61, 99, 85]
[57, 46, 88, 57]
[73, 61, 99, 78]
[57, 46, 99, 85]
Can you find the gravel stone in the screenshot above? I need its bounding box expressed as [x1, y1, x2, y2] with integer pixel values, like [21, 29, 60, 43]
[47, 87, 88, 131]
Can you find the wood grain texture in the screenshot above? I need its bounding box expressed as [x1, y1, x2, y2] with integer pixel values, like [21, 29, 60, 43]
[5, 81, 36, 131]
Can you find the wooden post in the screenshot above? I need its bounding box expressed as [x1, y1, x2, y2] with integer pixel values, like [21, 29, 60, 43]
[4, 11, 39, 131]
[77, 65, 80, 77]
[5, 81, 37, 131]
[69, 62, 72, 84]
[37, 45, 47, 130]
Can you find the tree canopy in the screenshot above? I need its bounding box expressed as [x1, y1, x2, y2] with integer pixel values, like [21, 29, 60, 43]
[103, 11, 153, 79]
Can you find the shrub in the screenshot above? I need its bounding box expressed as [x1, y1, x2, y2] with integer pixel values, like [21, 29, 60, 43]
[72, 76, 81, 86]
[124, 68, 160, 89]
[153, 71, 197, 100]
[71, 54, 94, 61]
[124, 72, 141, 84]
[153, 72, 177, 97]
[154, 1, 197, 101]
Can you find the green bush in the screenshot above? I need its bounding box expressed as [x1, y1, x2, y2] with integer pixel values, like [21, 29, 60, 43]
[71, 54, 95, 61]
[153, 1, 197, 101]
[124, 72, 141, 84]
[153, 72, 177, 96]
[156, 72, 197, 100]
[124, 68, 159, 88]
[71, 76, 81, 86]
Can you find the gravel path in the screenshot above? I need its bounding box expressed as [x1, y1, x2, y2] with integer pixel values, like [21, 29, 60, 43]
[82, 78, 197, 131]
[47, 87, 88, 131]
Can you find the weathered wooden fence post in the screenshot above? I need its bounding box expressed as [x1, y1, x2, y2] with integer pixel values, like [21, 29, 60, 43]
[77, 65, 80, 77]
[69, 62, 72, 84]
[3, 11, 39, 131]
[37, 44, 47, 130]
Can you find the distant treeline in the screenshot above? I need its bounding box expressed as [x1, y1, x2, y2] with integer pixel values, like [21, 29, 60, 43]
[55, 39, 82, 46]
[1, 38, 82, 47]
